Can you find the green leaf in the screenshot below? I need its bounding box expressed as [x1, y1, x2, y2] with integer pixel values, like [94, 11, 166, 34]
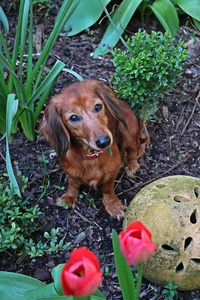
[5, 94, 21, 197]
[0, 6, 9, 35]
[193, 18, 200, 30]
[62, 68, 84, 81]
[51, 264, 65, 296]
[112, 229, 135, 300]
[94, 0, 143, 57]
[23, 282, 58, 300]
[63, 0, 111, 36]
[0, 271, 45, 300]
[176, 0, 200, 21]
[149, 0, 179, 36]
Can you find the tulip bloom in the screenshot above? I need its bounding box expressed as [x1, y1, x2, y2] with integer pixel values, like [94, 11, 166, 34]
[119, 221, 156, 265]
[61, 247, 102, 297]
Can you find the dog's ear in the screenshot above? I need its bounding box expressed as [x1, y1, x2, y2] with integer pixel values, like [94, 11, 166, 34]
[95, 82, 128, 129]
[40, 98, 70, 159]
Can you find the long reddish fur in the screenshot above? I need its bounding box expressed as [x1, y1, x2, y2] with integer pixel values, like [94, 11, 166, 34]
[40, 80, 148, 219]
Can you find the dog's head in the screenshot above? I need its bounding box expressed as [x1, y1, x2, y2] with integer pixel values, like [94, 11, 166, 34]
[40, 80, 127, 159]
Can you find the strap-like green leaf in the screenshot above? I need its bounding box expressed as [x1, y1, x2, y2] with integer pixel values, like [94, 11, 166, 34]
[193, 18, 200, 30]
[63, 0, 111, 36]
[93, 0, 143, 57]
[62, 68, 84, 81]
[0, 53, 27, 103]
[176, 0, 200, 21]
[112, 229, 135, 300]
[5, 94, 21, 197]
[25, 0, 78, 92]
[0, 271, 45, 300]
[149, 0, 179, 37]
[0, 6, 9, 35]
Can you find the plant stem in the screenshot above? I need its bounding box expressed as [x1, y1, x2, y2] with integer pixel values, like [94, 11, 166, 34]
[134, 264, 142, 300]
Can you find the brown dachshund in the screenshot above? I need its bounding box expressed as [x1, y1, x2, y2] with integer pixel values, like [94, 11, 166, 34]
[40, 80, 148, 219]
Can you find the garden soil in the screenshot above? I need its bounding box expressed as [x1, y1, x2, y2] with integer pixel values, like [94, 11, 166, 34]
[0, 2, 200, 299]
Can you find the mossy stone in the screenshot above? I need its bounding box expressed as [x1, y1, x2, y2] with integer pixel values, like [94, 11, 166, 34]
[123, 175, 200, 291]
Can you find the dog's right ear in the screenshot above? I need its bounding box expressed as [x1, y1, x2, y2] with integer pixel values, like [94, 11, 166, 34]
[40, 99, 70, 160]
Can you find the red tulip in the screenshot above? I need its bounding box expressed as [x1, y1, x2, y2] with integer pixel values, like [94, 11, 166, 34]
[61, 247, 102, 297]
[119, 221, 157, 265]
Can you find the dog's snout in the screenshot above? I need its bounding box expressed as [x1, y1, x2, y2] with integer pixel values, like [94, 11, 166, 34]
[96, 135, 111, 149]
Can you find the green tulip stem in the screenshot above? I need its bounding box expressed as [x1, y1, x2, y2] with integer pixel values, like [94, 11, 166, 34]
[134, 263, 142, 300]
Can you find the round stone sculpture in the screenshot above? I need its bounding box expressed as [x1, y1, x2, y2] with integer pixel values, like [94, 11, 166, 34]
[123, 175, 200, 291]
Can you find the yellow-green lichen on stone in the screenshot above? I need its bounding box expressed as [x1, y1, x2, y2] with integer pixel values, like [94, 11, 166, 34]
[123, 175, 200, 291]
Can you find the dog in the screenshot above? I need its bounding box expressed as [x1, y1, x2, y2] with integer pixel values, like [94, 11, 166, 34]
[40, 80, 148, 219]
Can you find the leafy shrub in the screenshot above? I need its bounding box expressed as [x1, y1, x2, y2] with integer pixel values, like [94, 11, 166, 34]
[0, 174, 70, 257]
[110, 30, 189, 120]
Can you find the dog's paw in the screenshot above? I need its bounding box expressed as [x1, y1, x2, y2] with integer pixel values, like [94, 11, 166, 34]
[103, 195, 126, 220]
[56, 194, 78, 208]
[125, 161, 140, 178]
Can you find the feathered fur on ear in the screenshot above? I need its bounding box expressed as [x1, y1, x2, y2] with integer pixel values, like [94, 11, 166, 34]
[40, 99, 70, 160]
[95, 82, 128, 129]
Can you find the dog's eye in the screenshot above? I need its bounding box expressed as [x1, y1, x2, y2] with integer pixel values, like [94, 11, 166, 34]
[94, 104, 103, 112]
[69, 115, 80, 122]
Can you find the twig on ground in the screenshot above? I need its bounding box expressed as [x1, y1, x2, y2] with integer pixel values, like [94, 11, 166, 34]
[74, 209, 103, 230]
[158, 120, 172, 149]
[175, 104, 186, 132]
[181, 90, 200, 136]
[117, 155, 191, 196]
[0, 151, 6, 162]
[114, 171, 125, 190]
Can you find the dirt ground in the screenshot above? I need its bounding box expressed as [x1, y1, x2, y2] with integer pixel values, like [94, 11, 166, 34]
[0, 2, 200, 299]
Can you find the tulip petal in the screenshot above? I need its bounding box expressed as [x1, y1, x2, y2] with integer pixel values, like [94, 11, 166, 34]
[61, 247, 102, 297]
[119, 221, 157, 265]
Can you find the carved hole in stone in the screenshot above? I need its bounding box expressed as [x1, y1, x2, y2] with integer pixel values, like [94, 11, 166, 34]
[156, 184, 166, 189]
[174, 196, 190, 203]
[191, 258, 200, 265]
[190, 209, 198, 224]
[161, 244, 176, 252]
[176, 262, 184, 274]
[194, 187, 200, 198]
[184, 237, 193, 251]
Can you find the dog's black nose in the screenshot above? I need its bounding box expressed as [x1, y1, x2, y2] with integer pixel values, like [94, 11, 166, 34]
[96, 135, 111, 149]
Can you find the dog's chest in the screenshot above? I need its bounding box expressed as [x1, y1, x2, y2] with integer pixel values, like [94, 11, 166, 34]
[63, 156, 117, 188]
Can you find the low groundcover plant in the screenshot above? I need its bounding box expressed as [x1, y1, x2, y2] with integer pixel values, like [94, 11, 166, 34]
[0, 174, 70, 258]
[0, 221, 156, 300]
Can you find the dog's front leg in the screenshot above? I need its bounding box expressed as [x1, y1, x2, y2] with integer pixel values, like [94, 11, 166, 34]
[56, 177, 80, 208]
[101, 179, 126, 219]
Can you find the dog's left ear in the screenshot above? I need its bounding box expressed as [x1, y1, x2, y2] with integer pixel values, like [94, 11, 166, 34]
[40, 98, 70, 159]
[95, 82, 128, 129]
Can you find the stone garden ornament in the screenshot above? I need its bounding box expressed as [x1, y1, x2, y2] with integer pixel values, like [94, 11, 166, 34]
[123, 175, 200, 291]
